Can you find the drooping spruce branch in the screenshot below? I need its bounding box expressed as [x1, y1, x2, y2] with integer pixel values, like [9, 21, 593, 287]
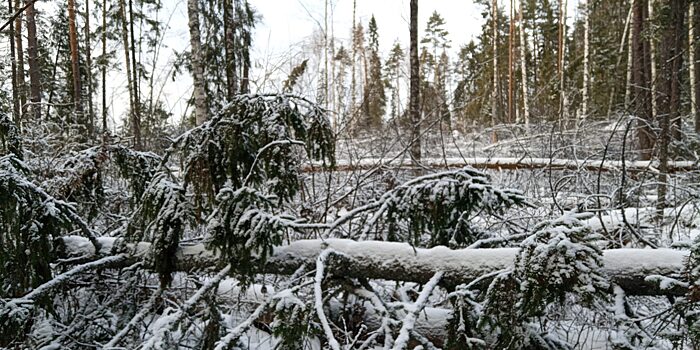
[171, 94, 335, 203]
[358, 166, 529, 247]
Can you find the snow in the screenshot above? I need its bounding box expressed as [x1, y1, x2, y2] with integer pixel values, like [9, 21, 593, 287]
[391, 271, 443, 350]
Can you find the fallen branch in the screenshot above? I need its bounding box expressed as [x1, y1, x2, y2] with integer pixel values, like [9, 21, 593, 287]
[55, 237, 689, 296]
[305, 157, 698, 174]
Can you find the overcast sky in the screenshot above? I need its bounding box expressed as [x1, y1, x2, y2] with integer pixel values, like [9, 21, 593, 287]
[108, 0, 581, 127]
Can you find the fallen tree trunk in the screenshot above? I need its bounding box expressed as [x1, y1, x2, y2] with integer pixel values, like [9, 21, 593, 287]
[305, 157, 698, 174]
[55, 237, 689, 296]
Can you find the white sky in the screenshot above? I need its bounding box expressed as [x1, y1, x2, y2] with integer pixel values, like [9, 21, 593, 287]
[101, 0, 580, 127]
[110, 0, 488, 127]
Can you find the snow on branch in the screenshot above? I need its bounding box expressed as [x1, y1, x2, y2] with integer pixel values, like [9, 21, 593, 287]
[170, 94, 335, 203]
[391, 271, 443, 350]
[0, 155, 100, 298]
[357, 166, 529, 247]
[141, 264, 232, 350]
[306, 157, 699, 174]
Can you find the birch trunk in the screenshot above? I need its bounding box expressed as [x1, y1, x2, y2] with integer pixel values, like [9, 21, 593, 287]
[187, 0, 208, 126]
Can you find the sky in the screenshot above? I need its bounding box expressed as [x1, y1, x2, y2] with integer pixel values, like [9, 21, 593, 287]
[124, 0, 489, 127]
[101, 0, 580, 128]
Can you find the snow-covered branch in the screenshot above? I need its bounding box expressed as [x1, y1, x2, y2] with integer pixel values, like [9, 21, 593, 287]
[306, 157, 698, 174]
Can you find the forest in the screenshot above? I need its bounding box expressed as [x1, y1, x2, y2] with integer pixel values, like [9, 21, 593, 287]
[0, 0, 699, 348]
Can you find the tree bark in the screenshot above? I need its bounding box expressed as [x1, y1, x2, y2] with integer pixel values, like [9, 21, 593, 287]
[409, 0, 421, 165]
[118, 0, 140, 148]
[223, 0, 237, 100]
[657, 0, 688, 222]
[649, 0, 657, 121]
[518, 0, 529, 127]
[102, 0, 108, 136]
[56, 236, 690, 296]
[14, 0, 26, 119]
[693, 2, 700, 134]
[304, 156, 697, 174]
[25, 0, 41, 121]
[558, 0, 567, 126]
[84, 0, 94, 136]
[508, 0, 515, 124]
[8, 0, 19, 124]
[632, 0, 653, 161]
[491, 0, 499, 142]
[68, 0, 83, 127]
[128, 0, 141, 149]
[187, 0, 208, 126]
[582, 0, 590, 119]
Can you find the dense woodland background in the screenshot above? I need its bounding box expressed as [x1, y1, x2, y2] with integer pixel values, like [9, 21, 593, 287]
[1, 0, 700, 349]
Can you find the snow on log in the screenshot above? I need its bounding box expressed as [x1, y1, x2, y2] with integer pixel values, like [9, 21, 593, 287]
[55, 236, 689, 296]
[304, 157, 698, 174]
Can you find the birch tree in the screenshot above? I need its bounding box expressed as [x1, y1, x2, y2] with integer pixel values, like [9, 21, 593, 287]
[187, 0, 208, 126]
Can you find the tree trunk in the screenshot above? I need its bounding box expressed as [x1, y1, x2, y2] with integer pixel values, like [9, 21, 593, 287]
[128, 0, 141, 149]
[56, 236, 690, 297]
[649, 0, 657, 121]
[15, 0, 26, 119]
[350, 0, 357, 128]
[624, 0, 635, 110]
[8, 0, 19, 124]
[669, 0, 685, 141]
[558, 0, 567, 126]
[409, 0, 421, 165]
[508, 0, 515, 124]
[657, 0, 687, 223]
[223, 0, 237, 100]
[68, 0, 83, 129]
[693, 2, 700, 134]
[25, 0, 41, 121]
[187, 0, 208, 126]
[84, 0, 94, 136]
[518, 0, 529, 127]
[582, 0, 590, 119]
[118, 0, 140, 148]
[632, 0, 653, 161]
[102, 0, 108, 136]
[491, 0, 499, 142]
